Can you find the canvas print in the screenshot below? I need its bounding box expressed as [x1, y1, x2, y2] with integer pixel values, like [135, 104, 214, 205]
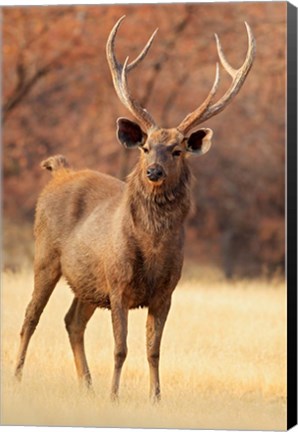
[1, 1, 294, 430]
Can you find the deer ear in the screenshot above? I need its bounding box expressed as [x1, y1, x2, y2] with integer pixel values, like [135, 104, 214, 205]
[185, 128, 213, 156]
[116, 118, 147, 148]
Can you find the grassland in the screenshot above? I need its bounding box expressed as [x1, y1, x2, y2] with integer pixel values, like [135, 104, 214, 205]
[1, 269, 286, 430]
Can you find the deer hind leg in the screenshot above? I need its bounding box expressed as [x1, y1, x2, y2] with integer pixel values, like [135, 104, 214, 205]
[110, 301, 128, 401]
[64, 298, 96, 388]
[146, 298, 171, 403]
[15, 257, 61, 380]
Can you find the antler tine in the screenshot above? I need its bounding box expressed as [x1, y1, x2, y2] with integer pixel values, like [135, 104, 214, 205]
[127, 28, 158, 72]
[106, 16, 125, 76]
[178, 22, 256, 134]
[177, 62, 220, 134]
[121, 56, 156, 127]
[106, 16, 157, 131]
[215, 33, 237, 78]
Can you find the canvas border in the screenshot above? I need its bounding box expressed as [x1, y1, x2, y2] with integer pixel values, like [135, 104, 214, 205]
[287, 1, 298, 429]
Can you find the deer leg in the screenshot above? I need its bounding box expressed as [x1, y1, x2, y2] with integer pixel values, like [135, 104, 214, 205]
[64, 298, 96, 389]
[110, 301, 128, 401]
[146, 298, 171, 403]
[15, 260, 61, 380]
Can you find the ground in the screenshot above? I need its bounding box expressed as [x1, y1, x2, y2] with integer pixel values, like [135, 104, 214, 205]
[1, 269, 286, 429]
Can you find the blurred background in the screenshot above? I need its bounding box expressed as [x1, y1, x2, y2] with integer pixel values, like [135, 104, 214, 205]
[2, 2, 286, 277]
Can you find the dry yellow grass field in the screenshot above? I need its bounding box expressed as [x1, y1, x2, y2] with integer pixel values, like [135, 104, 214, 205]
[1, 269, 286, 430]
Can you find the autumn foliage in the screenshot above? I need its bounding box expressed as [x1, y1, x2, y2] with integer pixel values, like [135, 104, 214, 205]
[2, 3, 286, 277]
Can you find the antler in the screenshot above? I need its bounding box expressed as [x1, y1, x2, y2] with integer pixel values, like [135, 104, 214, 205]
[106, 16, 158, 131]
[177, 22, 256, 135]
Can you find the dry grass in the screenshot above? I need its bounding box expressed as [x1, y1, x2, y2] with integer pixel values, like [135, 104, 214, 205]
[1, 269, 286, 429]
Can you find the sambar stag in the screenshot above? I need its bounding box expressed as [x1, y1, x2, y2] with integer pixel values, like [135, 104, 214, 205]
[15, 17, 255, 402]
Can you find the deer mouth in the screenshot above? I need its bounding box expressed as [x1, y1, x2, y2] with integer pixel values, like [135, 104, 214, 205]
[147, 178, 165, 187]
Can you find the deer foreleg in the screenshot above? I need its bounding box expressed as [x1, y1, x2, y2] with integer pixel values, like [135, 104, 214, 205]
[110, 301, 128, 401]
[146, 298, 171, 403]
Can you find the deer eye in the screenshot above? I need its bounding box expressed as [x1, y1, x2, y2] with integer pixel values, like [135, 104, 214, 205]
[142, 147, 149, 154]
[172, 149, 182, 157]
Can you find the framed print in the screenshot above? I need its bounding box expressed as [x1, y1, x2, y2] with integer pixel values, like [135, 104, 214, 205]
[1, 1, 297, 430]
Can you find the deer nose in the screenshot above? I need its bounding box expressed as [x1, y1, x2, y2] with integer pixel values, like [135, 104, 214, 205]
[146, 164, 165, 182]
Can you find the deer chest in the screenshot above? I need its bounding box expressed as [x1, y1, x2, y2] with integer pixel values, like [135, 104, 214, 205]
[119, 243, 183, 309]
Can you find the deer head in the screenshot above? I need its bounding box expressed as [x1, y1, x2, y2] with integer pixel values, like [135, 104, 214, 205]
[106, 16, 256, 186]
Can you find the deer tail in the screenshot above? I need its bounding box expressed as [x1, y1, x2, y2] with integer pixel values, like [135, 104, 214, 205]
[40, 155, 71, 173]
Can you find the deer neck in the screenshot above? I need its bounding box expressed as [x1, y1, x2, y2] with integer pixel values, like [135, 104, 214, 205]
[124, 161, 192, 235]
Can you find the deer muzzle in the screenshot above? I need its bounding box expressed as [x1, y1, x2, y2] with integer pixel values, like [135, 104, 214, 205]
[146, 164, 166, 183]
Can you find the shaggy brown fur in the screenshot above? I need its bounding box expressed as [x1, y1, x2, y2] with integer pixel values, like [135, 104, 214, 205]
[15, 125, 203, 402]
[15, 15, 255, 402]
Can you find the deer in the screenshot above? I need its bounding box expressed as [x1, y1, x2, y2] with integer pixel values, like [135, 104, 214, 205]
[15, 16, 255, 403]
